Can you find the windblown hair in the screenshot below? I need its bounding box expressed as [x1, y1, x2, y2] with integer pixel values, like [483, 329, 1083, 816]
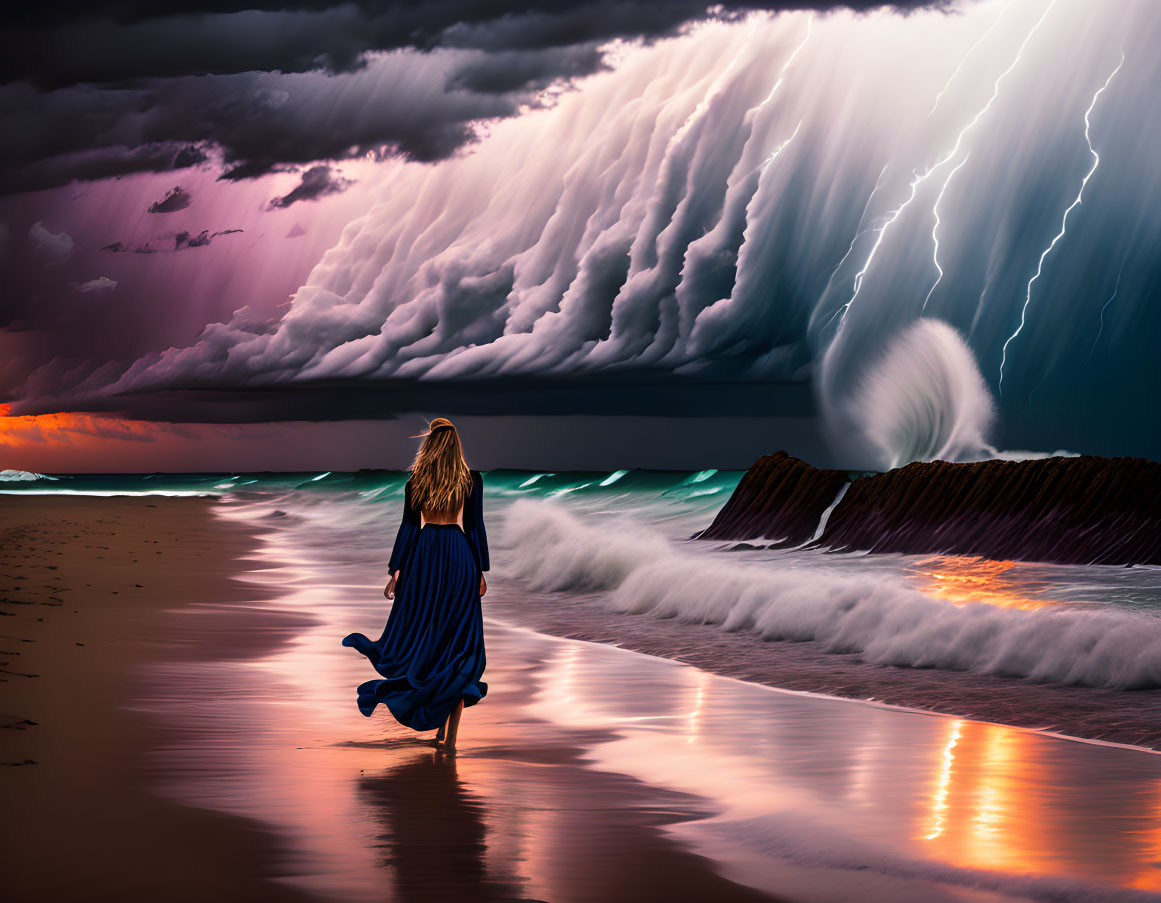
[407, 417, 473, 513]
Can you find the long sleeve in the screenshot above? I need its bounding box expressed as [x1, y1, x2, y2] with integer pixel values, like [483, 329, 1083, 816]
[463, 470, 490, 572]
[387, 479, 420, 574]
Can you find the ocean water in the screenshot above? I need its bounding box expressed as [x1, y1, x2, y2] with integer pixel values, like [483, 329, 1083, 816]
[6, 467, 1161, 745]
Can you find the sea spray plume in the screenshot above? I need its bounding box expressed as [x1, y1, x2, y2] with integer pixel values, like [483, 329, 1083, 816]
[844, 319, 996, 470]
[500, 497, 1161, 690]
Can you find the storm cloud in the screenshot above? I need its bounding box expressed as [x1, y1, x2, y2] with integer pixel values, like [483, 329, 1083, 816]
[102, 228, 243, 253]
[0, 1, 958, 194]
[267, 165, 355, 208]
[28, 220, 73, 263]
[3, 0, 1159, 472]
[80, 1, 1161, 465]
[149, 186, 194, 213]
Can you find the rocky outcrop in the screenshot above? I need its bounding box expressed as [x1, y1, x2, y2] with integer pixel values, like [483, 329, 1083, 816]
[698, 452, 1161, 566]
[694, 451, 851, 546]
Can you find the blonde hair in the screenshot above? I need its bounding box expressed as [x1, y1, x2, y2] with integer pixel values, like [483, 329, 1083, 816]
[407, 417, 473, 513]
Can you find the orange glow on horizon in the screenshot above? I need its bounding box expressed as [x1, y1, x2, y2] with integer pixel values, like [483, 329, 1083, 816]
[0, 403, 191, 452]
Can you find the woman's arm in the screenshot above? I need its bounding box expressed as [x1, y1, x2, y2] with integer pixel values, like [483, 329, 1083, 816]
[464, 470, 490, 580]
[385, 480, 420, 596]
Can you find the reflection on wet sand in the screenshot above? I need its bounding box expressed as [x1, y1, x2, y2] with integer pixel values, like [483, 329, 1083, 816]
[526, 635, 1161, 901]
[919, 719, 1161, 893]
[925, 720, 962, 841]
[358, 750, 525, 901]
[121, 504, 1161, 903]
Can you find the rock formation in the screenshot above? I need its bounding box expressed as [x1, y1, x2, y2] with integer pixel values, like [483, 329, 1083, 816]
[697, 451, 1161, 566]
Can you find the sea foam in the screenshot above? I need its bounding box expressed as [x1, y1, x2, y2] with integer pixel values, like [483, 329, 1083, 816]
[499, 498, 1161, 690]
[0, 469, 56, 481]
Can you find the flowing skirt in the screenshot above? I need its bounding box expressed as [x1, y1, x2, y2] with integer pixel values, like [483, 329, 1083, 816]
[341, 523, 487, 731]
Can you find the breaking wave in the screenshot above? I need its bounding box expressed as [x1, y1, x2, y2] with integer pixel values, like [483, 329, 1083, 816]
[500, 497, 1161, 690]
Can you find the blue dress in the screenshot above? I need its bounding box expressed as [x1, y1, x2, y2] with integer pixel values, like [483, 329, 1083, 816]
[341, 470, 490, 731]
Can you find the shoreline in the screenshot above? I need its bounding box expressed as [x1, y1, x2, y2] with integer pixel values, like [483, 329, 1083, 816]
[487, 589, 1161, 753]
[494, 616, 1161, 758]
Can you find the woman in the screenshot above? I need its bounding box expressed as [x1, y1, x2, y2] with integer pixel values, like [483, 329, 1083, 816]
[341, 417, 489, 752]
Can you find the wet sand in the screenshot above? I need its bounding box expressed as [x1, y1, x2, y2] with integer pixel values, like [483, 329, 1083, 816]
[0, 496, 784, 902]
[4, 494, 1161, 902]
[0, 496, 317, 902]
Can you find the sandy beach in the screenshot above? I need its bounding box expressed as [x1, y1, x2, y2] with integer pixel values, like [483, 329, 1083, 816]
[0, 496, 317, 901]
[0, 495, 784, 902]
[3, 493, 1161, 902]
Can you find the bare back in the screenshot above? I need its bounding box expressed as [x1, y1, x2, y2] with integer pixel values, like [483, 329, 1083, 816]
[420, 504, 463, 528]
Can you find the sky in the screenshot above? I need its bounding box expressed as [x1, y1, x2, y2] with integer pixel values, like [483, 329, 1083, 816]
[1, 0, 1159, 472]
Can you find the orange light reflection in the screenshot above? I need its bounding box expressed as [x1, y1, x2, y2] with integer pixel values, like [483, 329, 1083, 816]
[914, 555, 1066, 610]
[924, 720, 962, 840]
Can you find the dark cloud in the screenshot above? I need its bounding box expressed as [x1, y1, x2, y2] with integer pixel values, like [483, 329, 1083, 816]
[266, 165, 354, 209]
[446, 44, 610, 94]
[148, 185, 193, 213]
[70, 276, 118, 294]
[0, 52, 522, 194]
[0, 1, 958, 195]
[28, 220, 73, 263]
[102, 228, 242, 253]
[1, 3, 957, 88]
[6, 372, 818, 425]
[0, 137, 210, 196]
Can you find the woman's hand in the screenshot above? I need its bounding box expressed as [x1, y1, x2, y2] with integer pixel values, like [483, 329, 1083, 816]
[479, 574, 487, 597]
[384, 570, 400, 599]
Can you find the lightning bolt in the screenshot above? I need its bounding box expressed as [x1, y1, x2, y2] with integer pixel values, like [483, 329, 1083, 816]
[998, 48, 1126, 396]
[740, 16, 811, 181]
[756, 14, 813, 110]
[967, 264, 998, 340]
[930, 0, 1015, 114]
[760, 119, 804, 173]
[824, 163, 891, 281]
[827, 0, 1057, 335]
[1089, 256, 1128, 358]
[823, 170, 926, 332]
[921, 150, 972, 314]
